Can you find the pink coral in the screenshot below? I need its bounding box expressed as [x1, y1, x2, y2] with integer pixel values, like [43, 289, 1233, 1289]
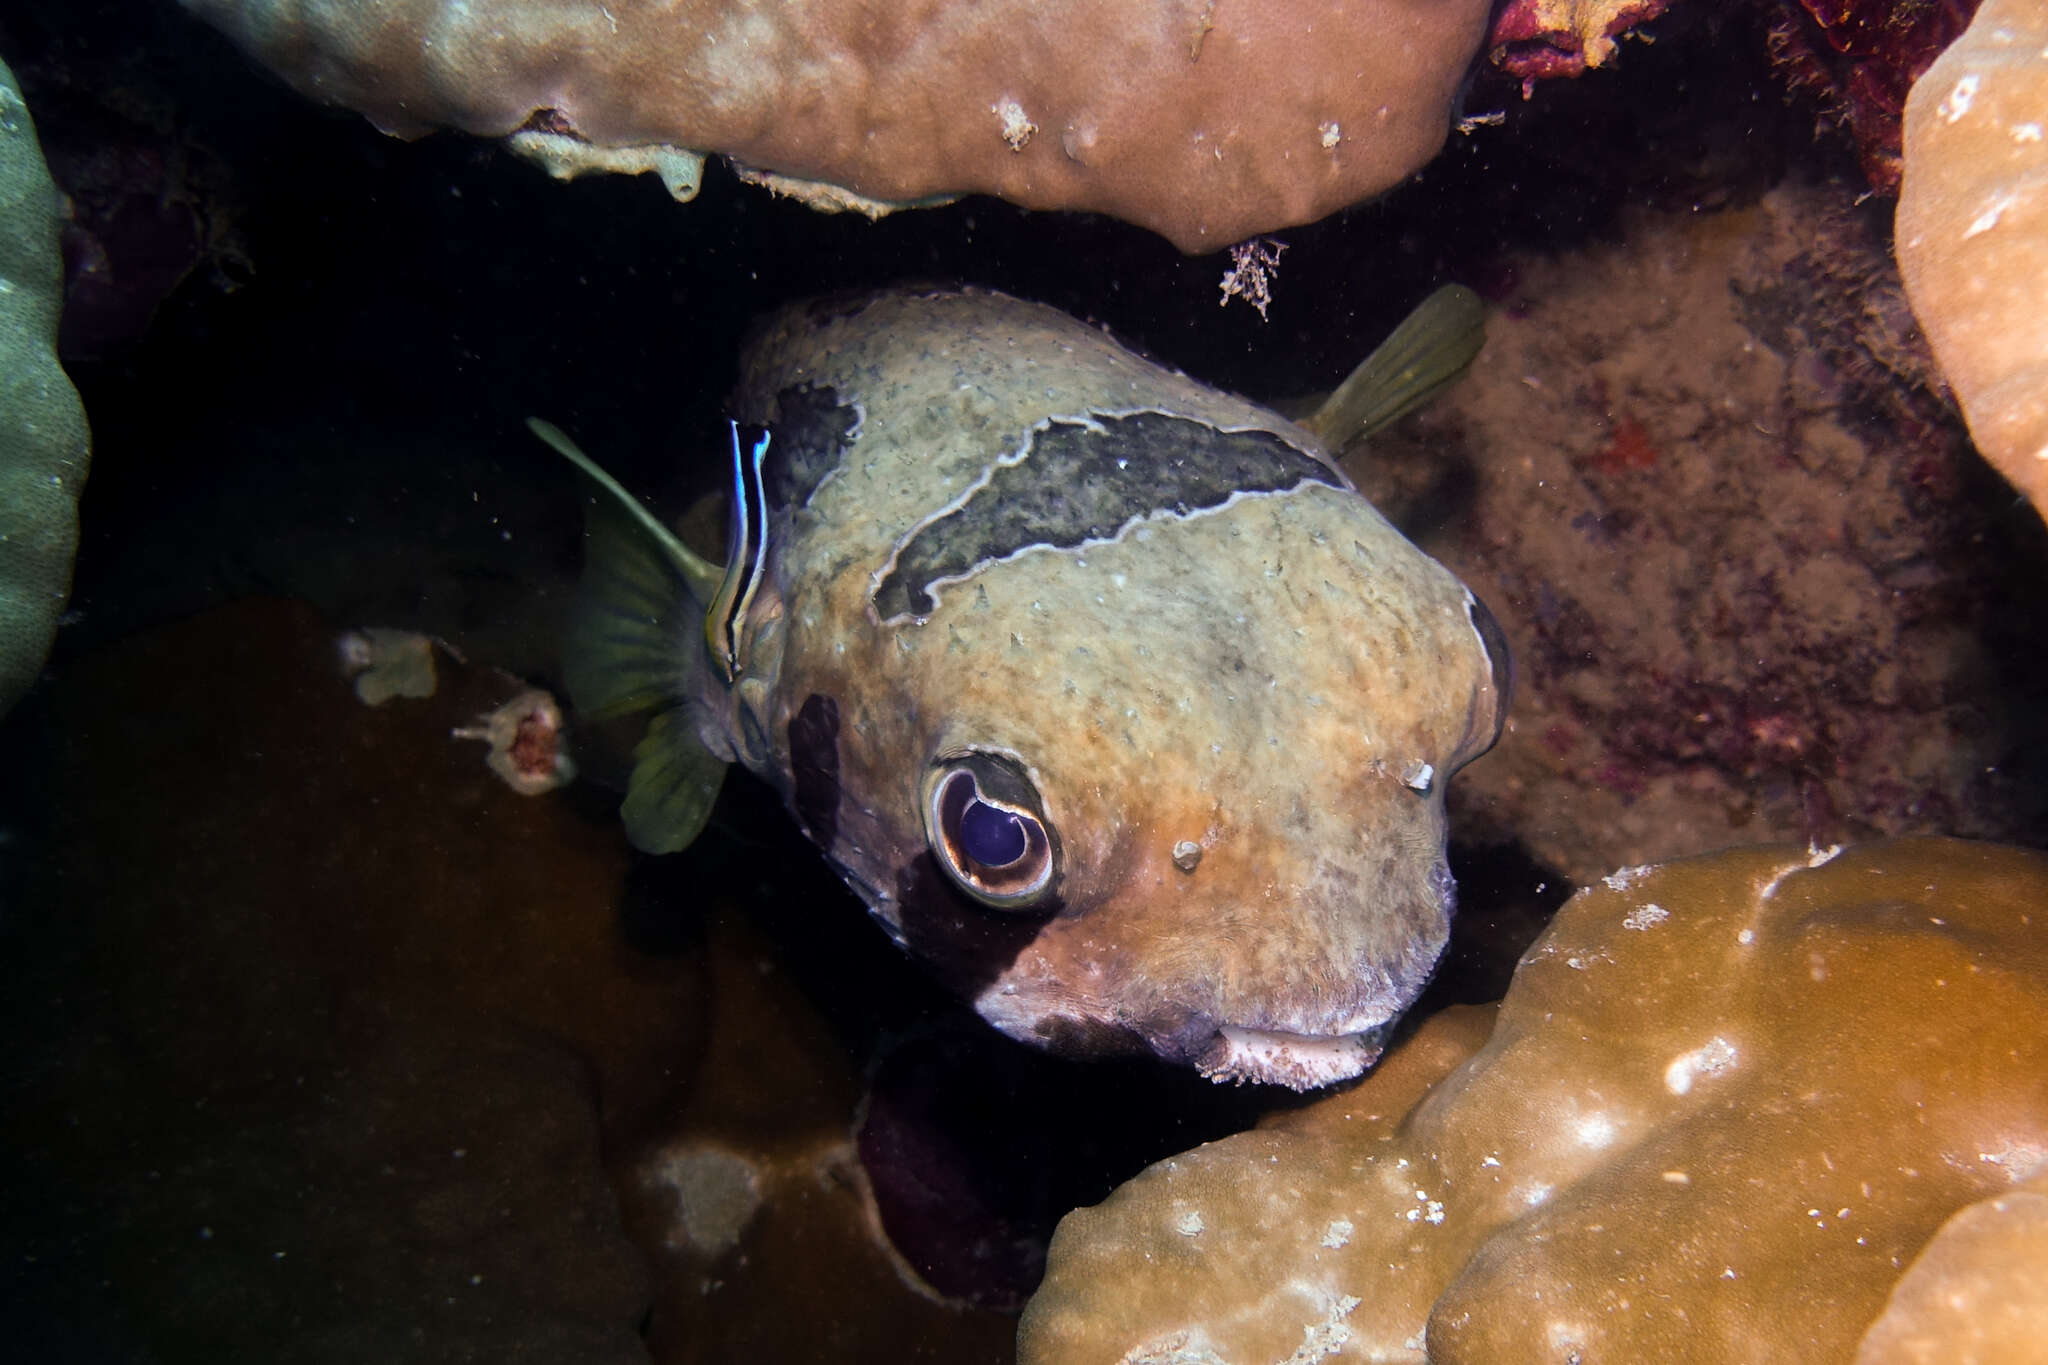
[1488, 0, 1675, 92]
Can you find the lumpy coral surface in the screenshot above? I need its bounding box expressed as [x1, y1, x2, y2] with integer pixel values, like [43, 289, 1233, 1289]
[1019, 838, 2048, 1364]
[178, 0, 1494, 251]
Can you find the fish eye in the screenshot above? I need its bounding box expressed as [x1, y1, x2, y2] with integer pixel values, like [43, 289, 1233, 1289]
[922, 753, 1058, 910]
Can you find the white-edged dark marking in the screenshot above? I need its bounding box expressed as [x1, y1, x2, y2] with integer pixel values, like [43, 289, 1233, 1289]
[871, 410, 1340, 624]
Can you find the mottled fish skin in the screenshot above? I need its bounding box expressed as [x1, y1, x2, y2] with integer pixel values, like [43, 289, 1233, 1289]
[701, 289, 1508, 1089]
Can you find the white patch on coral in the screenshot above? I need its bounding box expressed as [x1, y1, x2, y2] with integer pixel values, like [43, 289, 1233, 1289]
[1115, 1329, 1230, 1365]
[993, 98, 1037, 151]
[1574, 1113, 1618, 1149]
[1664, 1037, 1739, 1095]
[1173, 1208, 1206, 1237]
[1318, 120, 1341, 149]
[1622, 902, 1669, 930]
[640, 1144, 762, 1256]
[1320, 1218, 1353, 1248]
[1977, 1141, 2048, 1181]
[1965, 192, 2018, 239]
[1602, 864, 1653, 892]
[2012, 122, 2043, 142]
[1941, 73, 1980, 122]
[1546, 1321, 1588, 1358]
[1283, 1292, 1361, 1362]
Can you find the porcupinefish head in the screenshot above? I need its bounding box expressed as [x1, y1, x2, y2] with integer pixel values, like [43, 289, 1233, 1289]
[537, 286, 1511, 1090]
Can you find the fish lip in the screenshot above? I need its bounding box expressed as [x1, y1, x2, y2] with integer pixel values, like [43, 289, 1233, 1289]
[1194, 1023, 1393, 1091]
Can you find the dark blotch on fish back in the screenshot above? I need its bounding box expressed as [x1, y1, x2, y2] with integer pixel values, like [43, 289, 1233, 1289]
[893, 853, 1054, 999]
[767, 385, 860, 510]
[873, 412, 1341, 621]
[789, 693, 842, 849]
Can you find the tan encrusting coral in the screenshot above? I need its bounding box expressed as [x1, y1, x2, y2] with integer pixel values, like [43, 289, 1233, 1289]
[177, 0, 1493, 251]
[1897, 0, 2048, 523]
[1020, 838, 2048, 1363]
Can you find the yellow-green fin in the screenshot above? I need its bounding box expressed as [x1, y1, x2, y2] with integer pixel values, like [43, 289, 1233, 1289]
[530, 417, 728, 855]
[620, 710, 726, 855]
[1300, 285, 1487, 449]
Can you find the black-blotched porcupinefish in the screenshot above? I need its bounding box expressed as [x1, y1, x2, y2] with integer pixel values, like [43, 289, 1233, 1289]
[532, 286, 1510, 1089]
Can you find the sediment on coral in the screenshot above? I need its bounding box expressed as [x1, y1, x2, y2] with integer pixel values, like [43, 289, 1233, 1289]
[1020, 838, 2048, 1364]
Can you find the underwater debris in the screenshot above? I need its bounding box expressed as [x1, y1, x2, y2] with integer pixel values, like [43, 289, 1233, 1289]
[1217, 237, 1287, 320]
[452, 688, 576, 795]
[336, 626, 440, 705]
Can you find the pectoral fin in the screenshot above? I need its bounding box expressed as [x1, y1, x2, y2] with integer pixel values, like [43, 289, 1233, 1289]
[620, 710, 726, 855]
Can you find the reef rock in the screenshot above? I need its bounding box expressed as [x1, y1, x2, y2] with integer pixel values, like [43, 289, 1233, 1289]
[0, 55, 90, 716]
[176, 0, 1493, 252]
[1897, 0, 2048, 525]
[1765, 0, 1978, 193]
[1019, 838, 2048, 1364]
[1348, 186, 2048, 885]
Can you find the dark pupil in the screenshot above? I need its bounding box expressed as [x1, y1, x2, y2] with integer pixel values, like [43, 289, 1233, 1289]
[958, 798, 1027, 867]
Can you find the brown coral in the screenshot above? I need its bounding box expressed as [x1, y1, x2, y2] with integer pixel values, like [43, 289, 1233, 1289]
[1896, 0, 2048, 522]
[1019, 839, 2048, 1364]
[176, 0, 1494, 252]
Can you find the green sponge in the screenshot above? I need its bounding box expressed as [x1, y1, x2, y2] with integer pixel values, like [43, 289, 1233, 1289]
[0, 56, 90, 716]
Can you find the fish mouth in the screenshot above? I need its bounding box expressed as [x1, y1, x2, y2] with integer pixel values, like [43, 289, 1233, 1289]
[1194, 1023, 1393, 1090]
